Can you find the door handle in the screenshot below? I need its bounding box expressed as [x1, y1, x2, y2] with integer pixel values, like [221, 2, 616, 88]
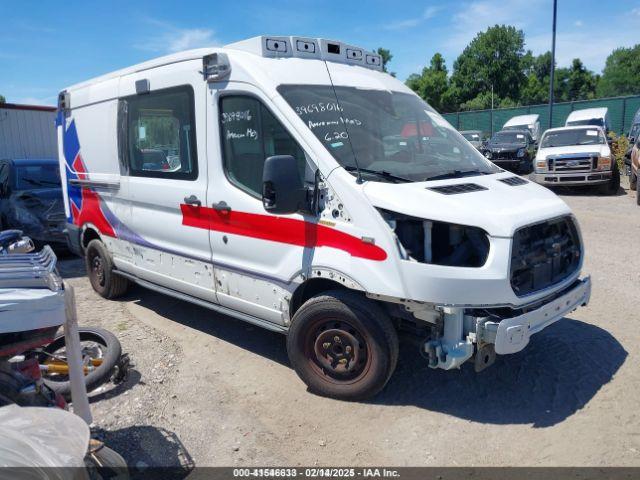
[211, 201, 232, 212]
[184, 195, 202, 207]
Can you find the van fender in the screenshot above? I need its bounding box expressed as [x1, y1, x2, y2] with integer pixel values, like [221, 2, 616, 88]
[78, 222, 104, 251]
[287, 267, 365, 323]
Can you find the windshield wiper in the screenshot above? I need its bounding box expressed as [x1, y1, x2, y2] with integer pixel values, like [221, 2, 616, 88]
[344, 166, 412, 183]
[423, 169, 488, 181]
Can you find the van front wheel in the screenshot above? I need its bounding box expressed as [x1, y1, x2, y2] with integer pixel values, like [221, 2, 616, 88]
[85, 239, 130, 299]
[287, 290, 398, 401]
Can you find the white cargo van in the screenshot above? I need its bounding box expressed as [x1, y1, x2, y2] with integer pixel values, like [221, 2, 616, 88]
[565, 107, 611, 133]
[503, 114, 541, 142]
[57, 36, 591, 400]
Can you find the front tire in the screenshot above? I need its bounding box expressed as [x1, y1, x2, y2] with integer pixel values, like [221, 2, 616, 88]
[287, 290, 398, 401]
[85, 239, 130, 299]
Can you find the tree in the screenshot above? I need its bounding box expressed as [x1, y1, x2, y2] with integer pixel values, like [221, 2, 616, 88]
[376, 47, 395, 76]
[565, 58, 598, 101]
[405, 53, 455, 111]
[450, 25, 526, 106]
[0, 95, 5, 104]
[598, 45, 640, 97]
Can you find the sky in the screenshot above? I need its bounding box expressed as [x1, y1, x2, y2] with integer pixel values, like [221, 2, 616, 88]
[1, 0, 639, 106]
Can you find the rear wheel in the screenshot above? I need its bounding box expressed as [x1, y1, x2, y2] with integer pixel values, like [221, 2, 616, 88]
[85, 239, 130, 299]
[287, 290, 398, 401]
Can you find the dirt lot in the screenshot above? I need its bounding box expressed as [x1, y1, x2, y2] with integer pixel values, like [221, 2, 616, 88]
[58, 180, 640, 472]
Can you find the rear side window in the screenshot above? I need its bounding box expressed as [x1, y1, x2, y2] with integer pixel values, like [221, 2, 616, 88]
[123, 86, 198, 180]
[219, 95, 305, 197]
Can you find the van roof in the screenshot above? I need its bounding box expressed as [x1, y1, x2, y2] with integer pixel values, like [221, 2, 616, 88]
[503, 114, 539, 127]
[566, 107, 608, 121]
[64, 36, 383, 94]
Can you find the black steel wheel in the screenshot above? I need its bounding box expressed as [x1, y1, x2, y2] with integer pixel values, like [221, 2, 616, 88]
[85, 239, 130, 299]
[287, 290, 398, 400]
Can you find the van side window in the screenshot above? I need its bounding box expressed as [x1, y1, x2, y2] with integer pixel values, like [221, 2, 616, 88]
[220, 96, 305, 197]
[124, 86, 198, 180]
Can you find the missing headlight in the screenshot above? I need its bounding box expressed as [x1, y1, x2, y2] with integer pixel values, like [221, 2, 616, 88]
[377, 208, 490, 267]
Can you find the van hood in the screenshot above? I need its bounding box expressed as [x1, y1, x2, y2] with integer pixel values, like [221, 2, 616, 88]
[537, 144, 608, 158]
[362, 172, 572, 237]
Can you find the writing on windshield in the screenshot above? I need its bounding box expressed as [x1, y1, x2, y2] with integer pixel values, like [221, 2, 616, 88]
[277, 85, 497, 182]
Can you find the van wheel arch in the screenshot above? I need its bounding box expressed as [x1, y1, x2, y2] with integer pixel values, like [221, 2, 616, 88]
[80, 226, 102, 254]
[290, 278, 350, 319]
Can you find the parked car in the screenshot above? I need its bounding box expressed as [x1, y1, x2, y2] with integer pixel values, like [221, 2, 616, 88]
[503, 114, 541, 142]
[0, 159, 67, 250]
[459, 130, 484, 149]
[482, 129, 536, 173]
[57, 35, 591, 400]
[565, 107, 611, 134]
[532, 126, 620, 194]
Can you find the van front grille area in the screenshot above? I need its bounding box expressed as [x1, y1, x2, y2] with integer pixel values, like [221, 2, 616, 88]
[510, 216, 582, 297]
[548, 155, 597, 173]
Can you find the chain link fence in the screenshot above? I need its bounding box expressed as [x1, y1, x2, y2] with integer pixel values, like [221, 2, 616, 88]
[442, 95, 640, 137]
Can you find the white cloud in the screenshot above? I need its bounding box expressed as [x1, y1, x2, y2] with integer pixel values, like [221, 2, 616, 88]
[383, 5, 443, 30]
[433, 0, 638, 74]
[525, 29, 637, 72]
[446, 0, 546, 52]
[632, 7, 640, 16]
[135, 18, 217, 53]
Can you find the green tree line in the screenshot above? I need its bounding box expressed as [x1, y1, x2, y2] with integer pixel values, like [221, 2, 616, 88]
[397, 25, 640, 113]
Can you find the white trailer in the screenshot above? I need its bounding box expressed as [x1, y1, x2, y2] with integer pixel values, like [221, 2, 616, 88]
[57, 36, 591, 400]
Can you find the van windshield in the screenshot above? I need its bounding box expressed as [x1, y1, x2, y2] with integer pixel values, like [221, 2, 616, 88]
[567, 118, 605, 128]
[504, 124, 530, 132]
[277, 85, 498, 182]
[540, 128, 606, 148]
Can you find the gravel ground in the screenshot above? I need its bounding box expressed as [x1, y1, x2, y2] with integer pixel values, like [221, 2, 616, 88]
[58, 178, 640, 472]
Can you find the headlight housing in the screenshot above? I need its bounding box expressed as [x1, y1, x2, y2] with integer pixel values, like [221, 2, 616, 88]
[517, 148, 526, 158]
[377, 209, 490, 267]
[597, 156, 612, 171]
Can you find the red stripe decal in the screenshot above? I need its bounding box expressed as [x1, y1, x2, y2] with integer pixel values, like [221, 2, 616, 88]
[181, 205, 387, 261]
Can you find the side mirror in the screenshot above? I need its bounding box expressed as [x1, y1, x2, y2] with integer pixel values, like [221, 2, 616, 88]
[262, 155, 307, 214]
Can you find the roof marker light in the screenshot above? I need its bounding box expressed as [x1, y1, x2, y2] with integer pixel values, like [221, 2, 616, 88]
[224, 36, 384, 71]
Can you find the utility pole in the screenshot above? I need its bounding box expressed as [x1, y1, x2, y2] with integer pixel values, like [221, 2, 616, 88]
[548, 0, 557, 129]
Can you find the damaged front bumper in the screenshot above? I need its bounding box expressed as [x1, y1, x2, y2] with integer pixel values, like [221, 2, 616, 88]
[423, 276, 591, 370]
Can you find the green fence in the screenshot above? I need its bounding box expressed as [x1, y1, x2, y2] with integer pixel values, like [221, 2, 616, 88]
[442, 95, 640, 136]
